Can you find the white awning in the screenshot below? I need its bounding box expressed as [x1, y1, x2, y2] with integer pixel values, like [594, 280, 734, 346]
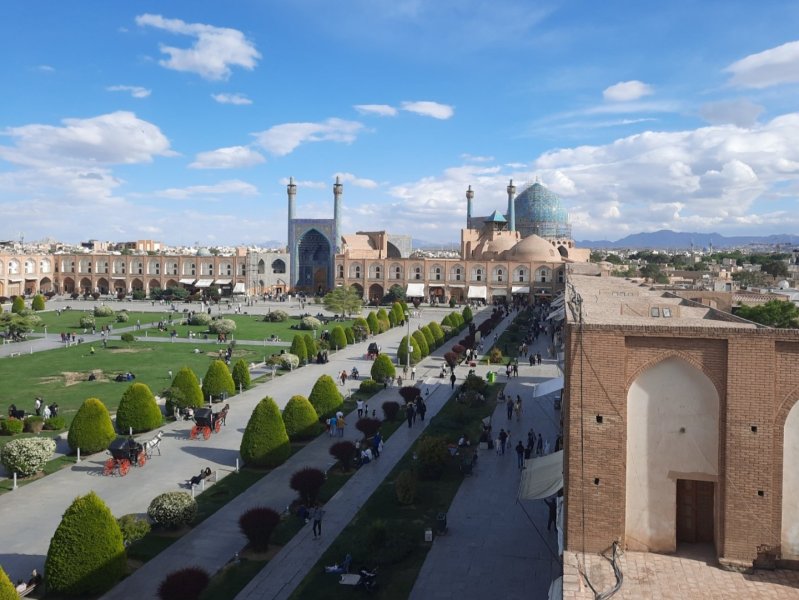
[548, 577, 563, 600]
[467, 285, 487, 299]
[533, 377, 564, 397]
[491, 288, 507, 296]
[7, 278, 22, 283]
[448, 283, 465, 288]
[511, 285, 530, 294]
[233, 282, 246, 294]
[406, 283, 426, 297]
[179, 278, 196, 285]
[550, 295, 565, 308]
[547, 307, 565, 321]
[519, 450, 563, 500]
[194, 279, 213, 288]
[25, 277, 37, 281]
[213, 279, 232, 285]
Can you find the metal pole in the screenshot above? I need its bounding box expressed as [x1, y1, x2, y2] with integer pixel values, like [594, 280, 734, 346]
[13, 472, 17, 490]
[406, 313, 411, 375]
[235, 458, 239, 473]
[77, 448, 81, 463]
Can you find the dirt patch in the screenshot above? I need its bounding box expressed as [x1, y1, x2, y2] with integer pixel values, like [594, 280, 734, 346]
[39, 370, 110, 387]
[107, 347, 153, 354]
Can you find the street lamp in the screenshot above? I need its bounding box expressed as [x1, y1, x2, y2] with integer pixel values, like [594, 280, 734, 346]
[404, 312, 412, 375]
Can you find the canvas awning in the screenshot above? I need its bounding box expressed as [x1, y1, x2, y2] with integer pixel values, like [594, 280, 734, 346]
[448, 283, 465, 288]
[547, 307, 565, 321]
[179, 278, 196, 285]
[467, 285, 487, 299]
[25, 277, 38, 281]
[519, 450, 563, 500]
[548, 577, 563, 600]
[233, 282, 246, 294]
[511, 285, 530, 294]
[550, 295, 565, 308]
[7, 278, 22, 283]
[406, 283, 426, 297]
[534, 377, 564, 397]
[213, 279, 232, 285]
[194, 279, 213, 288]
[491, 288, 507, 296]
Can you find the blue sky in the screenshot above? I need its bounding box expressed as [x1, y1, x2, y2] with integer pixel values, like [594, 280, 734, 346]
[2, 0, 799, 246]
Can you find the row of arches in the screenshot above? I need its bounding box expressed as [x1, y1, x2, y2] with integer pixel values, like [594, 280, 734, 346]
[337, 263, 565, 284]
[0, 258, 52, 275]
[0, 257, 246, 278]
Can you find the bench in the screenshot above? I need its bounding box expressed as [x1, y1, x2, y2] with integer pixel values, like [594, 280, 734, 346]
[18, 583, 37, 597]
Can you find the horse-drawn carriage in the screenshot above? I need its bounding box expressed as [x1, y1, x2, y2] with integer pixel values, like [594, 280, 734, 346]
[190, 405, 229, 440]
[103, 436, 146, 476]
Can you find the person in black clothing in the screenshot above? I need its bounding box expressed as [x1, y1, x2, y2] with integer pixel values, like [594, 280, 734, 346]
[416, 397, 426, 421]
[450, 372, 456, 389]
[544, 497, 557, 531]
[406, 402, 415, 428]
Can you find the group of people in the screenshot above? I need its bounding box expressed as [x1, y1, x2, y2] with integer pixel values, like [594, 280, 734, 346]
[405, 396, 426, 427]
[32, 397, 59, 419]
[114, 372, 136, 382]
[326, 411, 346, 437]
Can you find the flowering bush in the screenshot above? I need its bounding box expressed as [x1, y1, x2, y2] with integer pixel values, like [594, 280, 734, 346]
[115, 311, 129, 323]
[147, 492, 198, 528]
[209, 318, 236, 335]
[299, 316, 322, 330]
[279, 353, 300, 370]
[264, 310, 288, 322]
[79, 315, 95, 328]
[189, 313, 211, 326]
[94, 305, 114, 317]
[1, 437, 56, 476]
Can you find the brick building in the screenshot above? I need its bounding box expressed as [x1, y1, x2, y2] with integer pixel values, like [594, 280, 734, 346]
[562, 272, 799, 569]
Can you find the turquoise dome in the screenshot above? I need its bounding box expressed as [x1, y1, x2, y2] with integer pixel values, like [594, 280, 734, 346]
[513, 182, 571, 240]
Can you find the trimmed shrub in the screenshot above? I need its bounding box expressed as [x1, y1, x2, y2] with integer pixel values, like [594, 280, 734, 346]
[399, 386, 420, 404]
[308, 375, 343, 417]
[370, 354, 396, 383]
[171, 367, 204, 409]
[148, 491, 198, 529]
[94, 305, 114, 317]
[23, 415, 44, 433]
[441, 324, 454, 338]
[279, 353, 300, 370]
[115, 311, 129, 323]
[420, 325, 435, 349]
[11, 296, 25, 314]
[489, 348, 504, 364]
[158, 567, 210, 600]
[282, 395, 320, 440]
[416, 436, 450, 480]
[450, 312, 465, 329]
[444, 351, 459, 368]
[330, 325, 347, 350]
[202, 360, 235, 401]
[189, 312, 211, 326]
[452, 343, 466, 357]
[265, 309, 289, 322]
[329, 440, 358, 471]
[376, 307, 390, 326]
[120, 332, 135, 343]
[0, 566, 16, 597]
[32, 294, 46, 311]
[412, 330, 429, 357]
[68, 397, 116, 453]
[395, 469, 417, 505]
[289, 467, 326, 506]
[366, 312, 380, 336]
[116, 383, 162, 434]
[44, 415, 66, 431]
[45, 492, 126, 596]
[299, 316, 322, 330]
[344, 326, 355, 344]
[397, 335, 421, 366]
[1, 437, 55, 476]
[240, 397, 291, 468]
[239, 507, 281, 551]
[440, 314, 453, 328]
[209, 318, 236, 335]
[79, 315, 95, 328]
[290, 334, 308, 364]
[117, 514, 151, 546]
[232, 358, 251, 391]
[382, 400, 400, 421]
[303, 334, 317, 360]
[359, 379, 381, 394]
[355, 417, 382, 441]
[449, 297, 457, 308]
[352, 317, 370, 337]
[0, 418, 24, 435]
[462, 305, 474, 323]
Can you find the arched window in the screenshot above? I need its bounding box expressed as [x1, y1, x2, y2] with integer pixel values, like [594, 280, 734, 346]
[514, 266, 528, 282]
[430, 265, 442, 281]
[349, 263, 362, 279]
[222, 262, 232, 276]
[557, 269, 565, 283]
[257, 259, 265, 274]
[392, 264, 402, 280]
[39, 259, 51, 274]
[494, 268, 504, 282]
[114, 259, 126, 275]
[337, 264, 344, 278]
[472, 267, 483, 282]
[450, 266, 463, 281]
[0, 260, 4, 275]
[149, 260, 160, 275]
[271, 259, 286, 274]
[536, 267, 550, 283]
[25, 259, 35, 274]
[413, 265, 422, 280]
[369, 263, 382, 279]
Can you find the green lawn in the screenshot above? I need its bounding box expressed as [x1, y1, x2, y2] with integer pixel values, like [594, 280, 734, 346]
[26, 309, 172, 333]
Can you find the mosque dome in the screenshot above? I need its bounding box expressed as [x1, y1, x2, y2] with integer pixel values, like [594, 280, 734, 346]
[514, 182, 572, 240]
[508, 234, 562, 262]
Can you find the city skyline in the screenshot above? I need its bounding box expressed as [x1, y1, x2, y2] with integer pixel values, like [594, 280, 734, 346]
[2, 1, 799, 246]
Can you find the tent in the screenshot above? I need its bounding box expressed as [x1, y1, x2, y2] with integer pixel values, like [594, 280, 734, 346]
[533, 377, 564, 398]
[518, 450, 563, 501]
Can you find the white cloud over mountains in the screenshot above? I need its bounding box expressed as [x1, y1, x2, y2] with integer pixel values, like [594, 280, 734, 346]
[603, 80, 653, 102]
[189, 146, 265, 169]
[135, 14, 260, 80]
[726, 40, 799, 88]
[254, 118, 364, 156]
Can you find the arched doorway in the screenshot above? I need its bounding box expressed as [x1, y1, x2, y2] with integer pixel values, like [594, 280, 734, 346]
[96, 278, 109, 294]
[296, 229, 331, 294]
[271, 259, 286, 274]
[79, 278, 92, 294]
[368, 284, 384, 304]
[351, 283, 364, 299]
[625, 357, 719, 552]
[62, 277, 75, 293]
[783, 400, 799, 559]
[149, 279, 160, 293]
[39, 277, 52, 293]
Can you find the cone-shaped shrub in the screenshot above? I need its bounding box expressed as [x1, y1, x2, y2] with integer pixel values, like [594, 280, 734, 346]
[344, 326, 355, 344]
[329, 440, 358, 471]
[308, 375, 343, 417]
[158, 567, 210, 600]
[239, 507, 281, 551]
[290, 467, 326, 506]
[303, 334, 317, 360]
[116, 383, 162, 433]
[366, 312, 380, 336]
[240, 397, 291, 468]
[391, 302, 405, 325]
[420, 325, 435, 349]
[412, 330, 429, 357]
[330, 325, 347, 349]
[282, 395, 320, 440]
[232, 359, 251, 391]
[11, 296, 25, 314]
[428, 321, 445, 345]
[397, 335, 421, 366]
[441, 314, 454, 328]
[32, 294, 46, 311]
[290, 334, 307, 364]
[68, 398, 115, 453]
[202, 360, 235, 401]
[370, 353, 396, 383]
[45, 491, 126, 596]
[450, 312, 465, 329]
[388, 311, 396, 327]
[352, 317, 370, 337]
[462, 305, 474, 323]
[171, 367, 204, 409]
[376, 308, 390, 328]
[0, 565, 16, 598]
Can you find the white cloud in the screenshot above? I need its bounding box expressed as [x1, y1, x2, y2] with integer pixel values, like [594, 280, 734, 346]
[279, 177, 326, 189]
[699, 99, 764, 127]
[400, 101, 454, 119]
[107, 85, 152, 99]
[189, 146, 265, 169]
[602, 80, 654, 102]
[461, 154, 495, 163]
[354, 104, 398, 117]
[254, 118, 364, 156]
[36, 65, 54, 73]
[334, 172, 378, 189]
[135, 13, 261, 80]
[154, 179, 258, 200]
[212, 93, 252, 105]
[726, 40, 799, 89]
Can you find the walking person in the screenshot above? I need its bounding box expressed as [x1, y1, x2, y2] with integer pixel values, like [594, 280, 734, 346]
[336, 413, 345, 438]
[372, 430, 382, 459]
[544, 497, 557, 532]
[498, 428, 508, 455]
[406, 401, 415, 428]
[34, 397, 42, 416]
[536, 433, 543, 456]
[339, 370, 347, 386]
[514, 395, 523, 422]
[506, 396, 514, 420]
[515, 441, 525, 469]
[450, 372, 457, 389]
[311, 504, 325, 539]
[411, 366, 416, 381]
[416, 397, 426, 421]
[356, 398, 365, 418]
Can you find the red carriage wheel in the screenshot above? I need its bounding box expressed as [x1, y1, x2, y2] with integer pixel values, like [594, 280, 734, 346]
[203, 426, 212, 440]
[190, 425, 199, 440]
[214, 419, 222, 433]
[103, 458, 115, 476]
[119, 459, 131, 476]
[138, 452, 147, 467]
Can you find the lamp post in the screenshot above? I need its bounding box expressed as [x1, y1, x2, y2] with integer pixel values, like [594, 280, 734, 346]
[404, 312, 412, 375]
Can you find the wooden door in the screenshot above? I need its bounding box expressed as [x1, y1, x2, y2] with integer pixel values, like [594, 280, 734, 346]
[677, 479, 714, 543]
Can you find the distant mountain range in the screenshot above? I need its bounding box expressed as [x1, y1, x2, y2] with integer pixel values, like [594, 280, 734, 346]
[576, 230, 799, 250]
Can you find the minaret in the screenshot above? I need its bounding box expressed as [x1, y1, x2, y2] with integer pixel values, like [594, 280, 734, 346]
[287, 177, 297, 288]
[333, 175, 343, 253]
[506, 179, 516, 232]
[466, 185, 474, 229]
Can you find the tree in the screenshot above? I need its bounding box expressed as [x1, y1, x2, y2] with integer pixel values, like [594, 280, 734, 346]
[170, 367, 204, 409]
[330, 325, 348, 349]
[290, 467, 326, 506]
[428, 321, 445, 345]
[45, 491, 126, 596]
[116, 383, 162, 433]
[762, 260, 789, 278]
[308, 375, 343, 417]
[290, 334, 308, 364]
[239, 508, 281, 552]
[376, 307, 391, 330]
[385, 284, 406, 304]
[202, 360, 235, 401]
[240, 397, 291, 468]
[371, 354, 396, 383]
[11, 296, 25, 314]
[68, 398, 116, 453]
[412, 330, 429, 357]
[323, 286, 363, 316]
[0, 566, 16, 598]
[32, 294, 46, 311]
[737, 300, 799, 328]
[397, 335, 421, 366]
[352, 317, 370, 337]
[282, 395, 320, 439]
[420, 325, 435, 349]
[303, 334, 317, 360]
[344, 326, 355, 344]
[391, 301, 405, 326]
[461, 305, 473, 323]
[232, 358, 251, 391]
[366, 312, 380, 335]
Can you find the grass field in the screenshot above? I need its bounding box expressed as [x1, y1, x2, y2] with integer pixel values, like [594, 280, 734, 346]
[25, 309, 170, 333]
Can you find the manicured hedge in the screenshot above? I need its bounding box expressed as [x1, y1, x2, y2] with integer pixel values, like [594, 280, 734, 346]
[344, 327, 355, 344]
[366, 312, 380, 336]
[0, 565, 16, 597]
[290, 334, 308, 364]
[116, 383, 162, 433]
[148, 491, 198, 529]
[11, 297, 25, 314]
[1, 437, 55, 476]
[282, 395, 320, 440]
[412, 330, 430, 357]
[428, 321, 445, 345]
[420, 325, 435, 349]
[462, 305, 474, 323]
[265, 309, 288, 322]
[94, 305, 114, 317]
[304, 334, 317, 360]
[32, 294, 46, 311]
[68, 398, 116, 453]
[158, 567, 209, 600]
[171, 367, 204, 409]
[397, 335, 421, 366]
[330, 325, 347, 350]
[232, 358, 251, 391]
[209, 318, 236, 335]
[240, 397, 291, 468]
[202, 360, 235, 401]
[308, 375, 343, 417]
[370, 354, 396, 383]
